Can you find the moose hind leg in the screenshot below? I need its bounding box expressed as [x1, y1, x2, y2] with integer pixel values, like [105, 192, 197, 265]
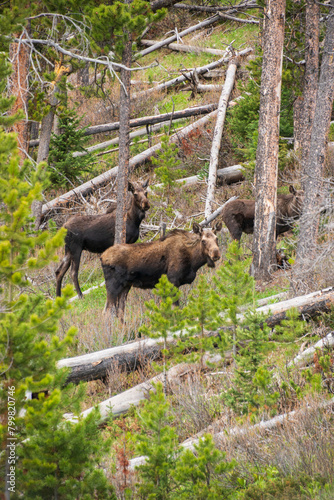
[55, 254, 71, 297]
[116, 286, 131, 323]
[70, 250, 83, 298]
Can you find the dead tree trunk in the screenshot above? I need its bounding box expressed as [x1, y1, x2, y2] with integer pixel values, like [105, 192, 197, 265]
[204, 54, 239, 218]
[251, 0, 286, 280]
[8, 29, 31, 163]
[295, 0, 334, 292]
[115, 32, 132, 244]
[296, 0, 320, 173]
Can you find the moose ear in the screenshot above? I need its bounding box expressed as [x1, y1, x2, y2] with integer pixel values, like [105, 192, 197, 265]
[142, 179, 149, 188]
[128, 181, 135, 193]
[213, 220, 222, 233]
[193, 222, 202, 234]
[289, 185, 296, 195]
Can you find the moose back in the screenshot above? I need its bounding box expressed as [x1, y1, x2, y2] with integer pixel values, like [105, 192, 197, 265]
[101, 222, 222, 320]
[55, 180, 150, 298]
[221, 185, 304, 242]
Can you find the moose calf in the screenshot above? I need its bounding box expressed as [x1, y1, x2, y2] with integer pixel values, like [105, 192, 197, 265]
[55, 180, 150, 298]
[101, 221, 222, 321]
[221, 185, 304, 242]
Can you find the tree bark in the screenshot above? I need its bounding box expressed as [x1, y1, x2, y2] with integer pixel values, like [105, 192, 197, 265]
[115, 32, 132, 244]
[251, 0, 286, 280]
[204, 55, 239, 218]
[295, 0, 320, 172]
[8, 31, 30, 162]
[295, 1, 334, 291]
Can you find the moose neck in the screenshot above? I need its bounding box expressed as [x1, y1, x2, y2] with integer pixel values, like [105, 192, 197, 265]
[127, 198, 145, 225]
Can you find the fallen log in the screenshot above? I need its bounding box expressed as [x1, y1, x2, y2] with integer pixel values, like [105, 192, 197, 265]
[58, 287, 334, 385]
[288, 331, 334, 368]
[205, 54, 239, 217]
[29, 103, 218, 147]
[134, 14, 222, 60]
[140, 39, 228, 56]
[133, 47, 252, 99]
[128, 397, 334, 469]
[174, 1, 259, 14]
[152, 165, 245, 190]
[66, 361, 215, 422]
[41, 109, 219, 217]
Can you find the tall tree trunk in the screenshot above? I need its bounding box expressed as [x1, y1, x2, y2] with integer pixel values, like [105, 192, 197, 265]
[115, 29, 132, 244]
[294, 1, 334, 292]
[251, 0, 286, 280]
[33, 62, 71, 229]
[295, 0, 320, 174]
[204, 55, 239, 218]
[8, 30, 30, 162]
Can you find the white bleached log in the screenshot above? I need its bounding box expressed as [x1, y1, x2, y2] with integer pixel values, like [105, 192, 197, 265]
[288, 331, 334, 368]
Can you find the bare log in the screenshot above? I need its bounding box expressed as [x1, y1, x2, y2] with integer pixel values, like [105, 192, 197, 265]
[288, 331, 334, 368]
[140, 39, 228, 56]
[174, 1, 260, 14]
[129, 397, 334, 469]
[41, 109, 219, 217]
[152, 165, 245, 190]
[205, 55, 239, 217]
[134, 14, 222, 60]
[58, 287, 333, 385]
[133, 47, 252, 99]
[30, 103, 219, 147]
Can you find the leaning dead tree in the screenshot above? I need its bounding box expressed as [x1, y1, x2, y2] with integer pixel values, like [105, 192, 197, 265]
[205, 53, 239, 218]
[133, 47, 252, 99]
[41, 109, 219, 217]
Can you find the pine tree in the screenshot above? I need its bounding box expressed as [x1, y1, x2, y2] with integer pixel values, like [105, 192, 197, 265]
[223, 311, 278, 416]
[152, 134, 184, 203]
[134, 382, 179, 500]
[139, 275, 183, 392]
[177, 274, 229, 367]
[171, 434, 236, 500]
[0, 55, 115, 497]
[48, 106, 94, 187]
[212, 240, 255, 358]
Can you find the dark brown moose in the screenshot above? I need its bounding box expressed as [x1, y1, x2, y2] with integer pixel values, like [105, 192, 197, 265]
[221, 186, 304, 242]
[55, 180, 150, 298]
[101, 221, 222, 320]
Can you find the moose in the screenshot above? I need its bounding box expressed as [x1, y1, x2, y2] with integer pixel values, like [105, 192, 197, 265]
[55, 180, 150, 298]
[221, 185, 304, 242]
[101, 221, 222, 320]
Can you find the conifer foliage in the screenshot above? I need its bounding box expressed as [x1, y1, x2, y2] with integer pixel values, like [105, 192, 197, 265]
[0, 58, 115, 497]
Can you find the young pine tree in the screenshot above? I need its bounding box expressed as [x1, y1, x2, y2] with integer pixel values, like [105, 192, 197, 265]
[212, 240, 255, 358]
[139, 275, 183, 392]
[152, 134, 184, 203]
[0, 64, 115, 496]
[134, 382, 179, 500]
[48, 106, 94, 187]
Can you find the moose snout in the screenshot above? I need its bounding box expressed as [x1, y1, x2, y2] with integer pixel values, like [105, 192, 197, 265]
[143, 201, 150, 210]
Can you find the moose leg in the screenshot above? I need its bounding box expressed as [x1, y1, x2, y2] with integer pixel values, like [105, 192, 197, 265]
[116, 286, 131, 323]
[55, 253, 71, 297]
[70, 250, 83, 298]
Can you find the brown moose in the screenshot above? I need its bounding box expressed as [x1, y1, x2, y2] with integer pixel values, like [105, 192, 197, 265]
[101, 221, 222, 320]
[55, 180, 150, 298]
[221, 186, 304, 242]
